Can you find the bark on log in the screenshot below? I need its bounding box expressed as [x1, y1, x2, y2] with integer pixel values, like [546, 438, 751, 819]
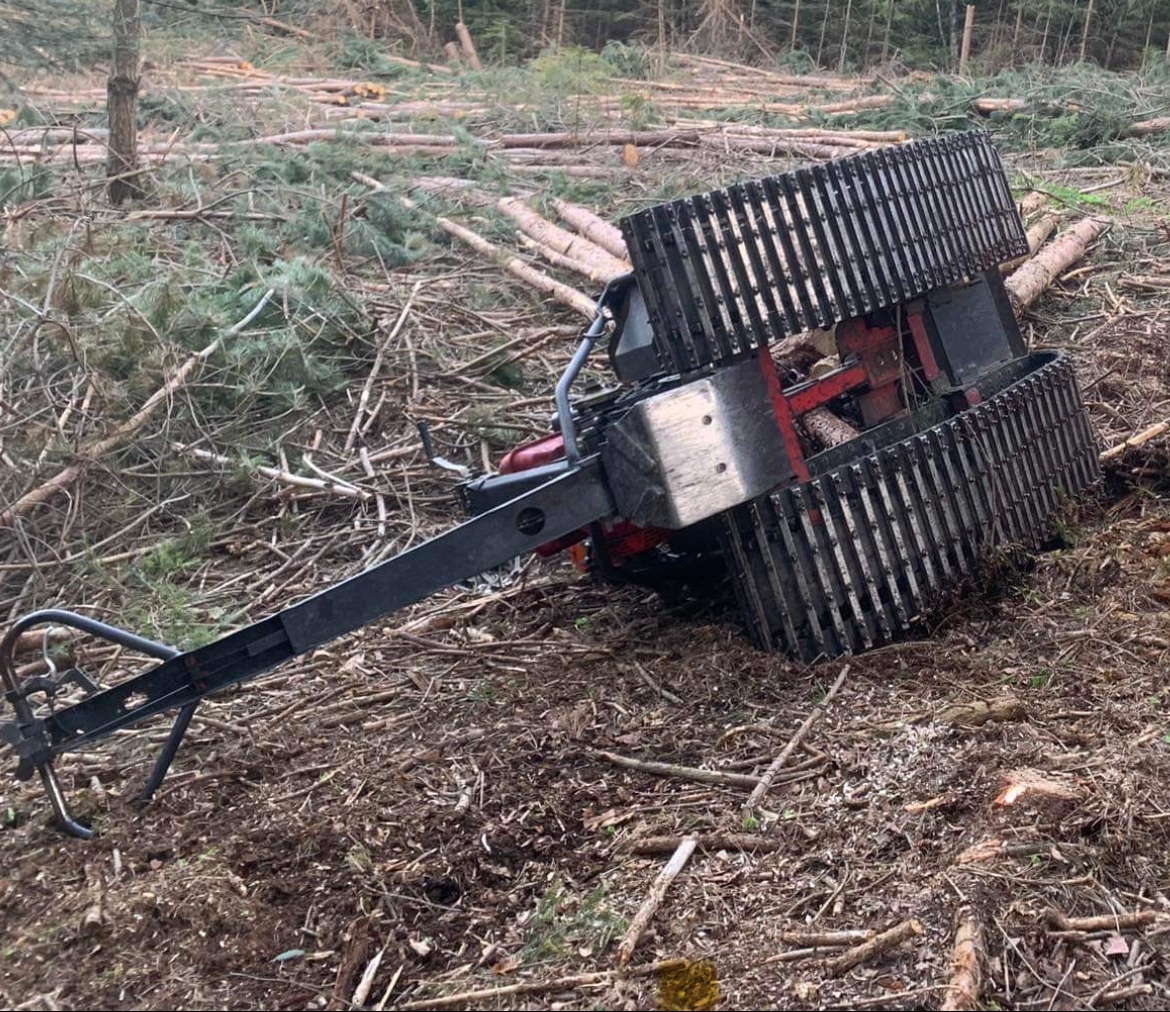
[455, 22, 483, 71]
[551, 198, 629, 260]
[437, 217, 596, 318]
[824, 919, 923, 976]
[1046, 909, 1158, 932]
[497, 128, 703, 149]
[1001, 214, 1059, 274]
[973, 96, 1030, 113]
[940, 913, 982, 1011]
[1127, 116, 1170, 137]
[518, 235, 615, 284]
[803, 407, 862, 448]
[616, 837, 697, 966]
[1018, 191, 1051, 217]
[497, 197, 629, 279]
[1004, 217, 1108, 316]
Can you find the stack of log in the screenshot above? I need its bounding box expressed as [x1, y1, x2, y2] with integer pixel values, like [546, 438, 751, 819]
[0, 121, 898, 170]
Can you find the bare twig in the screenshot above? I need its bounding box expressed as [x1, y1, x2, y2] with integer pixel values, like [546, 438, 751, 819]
[617, 837, 697, 966]
[744, 665, 849, 817]
[824, 919, 924, 977]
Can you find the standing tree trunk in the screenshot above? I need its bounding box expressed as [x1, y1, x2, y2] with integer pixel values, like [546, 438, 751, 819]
[864, 0, 879, 64]
[790, 0, 801, 50]
[107, 0, 143, 204]
[882, 0, 894, 62]
[838, 0, 853, 72]
[959, 4, 975, 74]
[1079, 0, 1095, 61]
[816, 0, 832, 66]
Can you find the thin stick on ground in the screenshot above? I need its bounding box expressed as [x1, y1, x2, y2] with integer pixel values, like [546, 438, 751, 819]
[1100, 421, 1169, 462]
[824, 919, 924, 977]
[617, 837, 698, 966]
[345, 281, 422, 454]
[628, 833, 787, 855]
[398, 959, 683, 1010]
[590, 749, 762, 788]
[743, 664, 849, 818]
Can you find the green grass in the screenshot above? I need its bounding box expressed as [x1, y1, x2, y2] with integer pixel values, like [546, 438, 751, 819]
[520, 877, 626, 964]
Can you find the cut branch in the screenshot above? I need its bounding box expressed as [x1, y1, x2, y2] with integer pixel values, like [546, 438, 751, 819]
[743, 664, 849, 817]
[1100, 421, 1169, 462]
[824, 919, 923, 977]
[1, 290, 274, 528]
[940, 913, 983, 1011]
[616, 837, 697, 966]
[590, 749, 761, 789]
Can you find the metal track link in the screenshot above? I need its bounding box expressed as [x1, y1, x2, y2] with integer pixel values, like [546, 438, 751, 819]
[620, 132, 1028, 376]
[719, 353, 1099, 661]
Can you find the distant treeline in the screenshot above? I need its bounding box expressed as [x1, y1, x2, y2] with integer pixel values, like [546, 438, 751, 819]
[315, 0, 1170, 71]
[5, 1, 1169, 74]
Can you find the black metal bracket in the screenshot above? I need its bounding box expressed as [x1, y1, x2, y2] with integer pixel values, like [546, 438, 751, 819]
[0, 610, 183, 838]
[1, 461, 615, 838]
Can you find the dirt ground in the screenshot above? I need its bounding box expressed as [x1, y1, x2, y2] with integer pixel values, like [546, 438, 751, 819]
[2, 49, 1170, 1012]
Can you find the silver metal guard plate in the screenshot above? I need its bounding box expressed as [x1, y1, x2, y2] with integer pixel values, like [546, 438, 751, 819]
[602, 355, 794, 529]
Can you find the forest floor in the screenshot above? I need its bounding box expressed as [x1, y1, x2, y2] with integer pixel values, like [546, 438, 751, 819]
[2, 34, 1170, 1012]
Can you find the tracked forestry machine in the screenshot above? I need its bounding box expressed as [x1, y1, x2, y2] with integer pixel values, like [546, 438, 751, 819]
[2, 132, 1099, 837]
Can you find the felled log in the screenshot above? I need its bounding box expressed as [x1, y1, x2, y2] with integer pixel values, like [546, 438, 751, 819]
[671, 52, 871, 90]
[437, 217, 595, 318]
[497, 128, 704, 149]
[497, 197, 628, 280]
[551, 198, 629, 260]
[519, 235, 614, 284]
[803, 407, 861, 448]
[1001, 214, 1059, 274]
[973, 96, 1030, 114]
[817, 94, 896, 116]
[1004, 217, 1108, 316]
[699, 134, 849, 160]
[1126, 116, 1170, 137]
